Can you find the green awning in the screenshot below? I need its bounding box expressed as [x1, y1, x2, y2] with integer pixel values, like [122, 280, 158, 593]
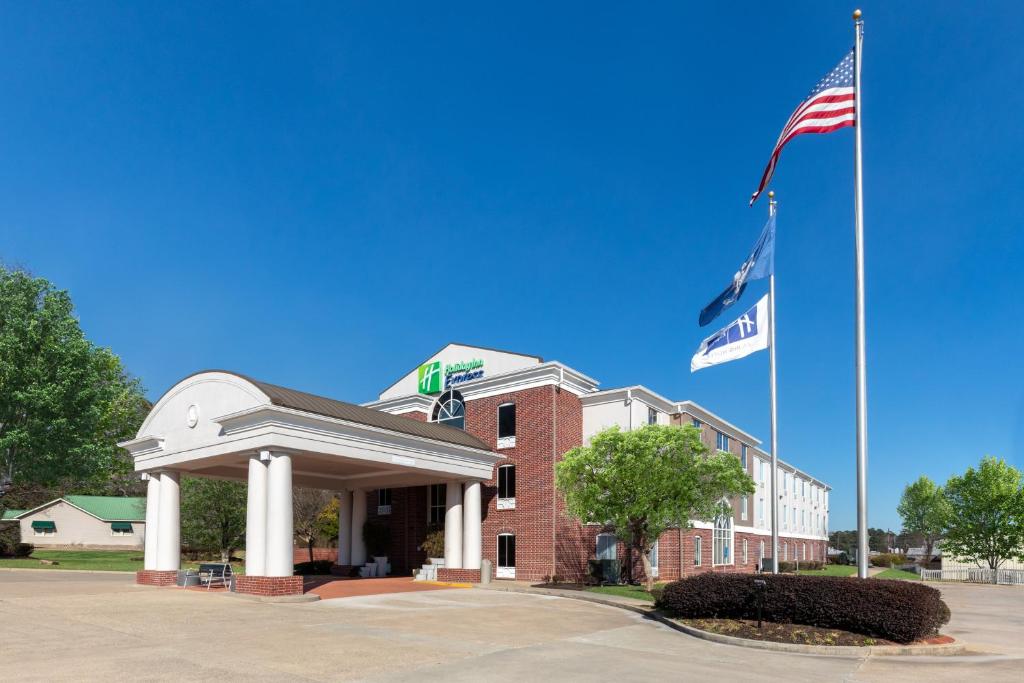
[31, 520, 56, 531]
[111, 522, 133, 532]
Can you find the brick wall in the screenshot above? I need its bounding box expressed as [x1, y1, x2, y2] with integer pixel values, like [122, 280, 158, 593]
[369, 387, 829, 584]
[136, 569, 177, 586]
[436, 568, 481, 583]
[468, 385, 561, 582]
[292, 546, 336, 564]
[235, 575, 303, 596]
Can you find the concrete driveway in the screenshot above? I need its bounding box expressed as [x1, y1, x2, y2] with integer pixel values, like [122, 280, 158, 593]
[1, 570, 1021, 682]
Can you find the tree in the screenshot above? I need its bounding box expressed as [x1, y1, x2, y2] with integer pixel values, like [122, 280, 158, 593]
[0, 267, 148, 512]
[180, 477, 247, 562]
[556, 424, 754, 591]
[942, 456, 1024, 572]
[293, 488, 335, 563]
[897, 476, 948, 562]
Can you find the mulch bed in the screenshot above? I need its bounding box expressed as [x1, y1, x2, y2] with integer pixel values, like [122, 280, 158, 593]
[681, 618, 898, 647]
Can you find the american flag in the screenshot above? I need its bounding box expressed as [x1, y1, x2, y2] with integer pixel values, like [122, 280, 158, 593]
[750, 50, 856, 205]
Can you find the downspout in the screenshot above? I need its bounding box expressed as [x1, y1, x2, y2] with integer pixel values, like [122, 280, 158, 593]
[626, 389, 633, 430]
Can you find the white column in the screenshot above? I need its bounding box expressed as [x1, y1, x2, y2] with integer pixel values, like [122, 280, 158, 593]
[351, 489, 367, 566]
[156, 471, 180, 571]
[265, 452, 294, 577]
[337, 489, 352, 566]
[463, 480, 482, 570]
[444, 481, 463, 569]
[245, 455, 269, 576]
[143, 474, 161, 570]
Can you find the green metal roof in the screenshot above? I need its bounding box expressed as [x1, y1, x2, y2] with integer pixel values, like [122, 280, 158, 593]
[64, 496, 146, 522]
[2, 509, 26, 520]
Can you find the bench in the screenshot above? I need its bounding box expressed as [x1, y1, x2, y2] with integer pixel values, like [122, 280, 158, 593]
[197, 563, 233, 590]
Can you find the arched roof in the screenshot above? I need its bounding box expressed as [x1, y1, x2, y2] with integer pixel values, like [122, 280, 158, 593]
[150, 370, 490, 452]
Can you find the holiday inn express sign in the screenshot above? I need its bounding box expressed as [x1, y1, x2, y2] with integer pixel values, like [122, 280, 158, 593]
[417, 359, 485, 394]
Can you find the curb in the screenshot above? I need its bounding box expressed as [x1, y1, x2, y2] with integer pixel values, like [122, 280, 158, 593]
[426, 581, 473, 589]
[478, 584, 967, 658]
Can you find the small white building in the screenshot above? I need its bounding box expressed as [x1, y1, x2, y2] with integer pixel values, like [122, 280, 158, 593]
[10, 496, 146, 550]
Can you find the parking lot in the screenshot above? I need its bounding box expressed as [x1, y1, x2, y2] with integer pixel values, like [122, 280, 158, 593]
[1, 571, 1022, 681]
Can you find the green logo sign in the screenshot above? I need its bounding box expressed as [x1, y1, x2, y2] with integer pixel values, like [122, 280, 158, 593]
[417, 361, 442, 394]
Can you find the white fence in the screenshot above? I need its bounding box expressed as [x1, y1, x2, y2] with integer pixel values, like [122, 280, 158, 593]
[920, 567, 1024, 585]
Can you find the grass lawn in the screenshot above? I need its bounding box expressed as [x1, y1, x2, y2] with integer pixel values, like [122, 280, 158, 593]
[798, 564, 857, 577]
[0, 550, 245, 574]
[586, 583, 666, 602]
[0, 549, 144, 571]
[874, 568, 920, 581]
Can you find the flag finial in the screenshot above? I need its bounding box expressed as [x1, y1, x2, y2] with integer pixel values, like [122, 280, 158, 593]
[852, 9, 862, 20]
[768, 191, 774, 199]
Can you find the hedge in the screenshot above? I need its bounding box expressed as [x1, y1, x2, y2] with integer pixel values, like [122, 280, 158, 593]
[655, 573, 950, 643]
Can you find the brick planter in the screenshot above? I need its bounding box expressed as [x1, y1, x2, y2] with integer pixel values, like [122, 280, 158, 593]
[234, 575, 304, 597]
[437, 568, 481, 583]
[136, 570, 178, 587]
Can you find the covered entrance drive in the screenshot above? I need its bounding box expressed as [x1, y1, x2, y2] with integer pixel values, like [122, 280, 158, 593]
[119, 371, 501, 596]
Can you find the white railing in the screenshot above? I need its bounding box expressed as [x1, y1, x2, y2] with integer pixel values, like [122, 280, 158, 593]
[920, 568, 1024, 585]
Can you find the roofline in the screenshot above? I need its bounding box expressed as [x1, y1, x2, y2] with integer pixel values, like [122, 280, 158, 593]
[580, 385, 677, 413]
[674, 400, 762, 447]
[377, 343, 545, 399]
[9, 497, 145, 523]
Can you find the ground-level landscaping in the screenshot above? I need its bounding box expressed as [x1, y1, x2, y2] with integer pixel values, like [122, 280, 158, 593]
[0, 549, 244, 573]
[681, 617, 896, 646]
[585, 583, 666, 602]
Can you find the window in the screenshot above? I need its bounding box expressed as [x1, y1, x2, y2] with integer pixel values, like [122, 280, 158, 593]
[693, 536, 702, 566]
[647, 407, 658, 425]
[716, 431, 729, 452]
[596, 533, 617, 560]
[742, 539, 748, 565]
[783, 505, 788, 530]
[691, 418, 701, 429]
[431, 389, 466, 430]
[497, 403, 516, 448]
[378, 488, 392, 515]
[793, 507, 797, 528]
[713, 514, 733, 565]
[741, 444, 748, 469]
[741, 496, 748, 521]
[31, 520, 56, 536]
[497, 533, 516, 578]
[759, 540, 765, 561]
[782, 542, 788, 561]
[759, 460, 765, 482]
[648, 540, 659, 578]
[111, 522, 133, 536]
[428, 483, 446, 524]
[497, 465, 516, 509]
[802, 543, 807, 561]
[758, 498, 765, 526]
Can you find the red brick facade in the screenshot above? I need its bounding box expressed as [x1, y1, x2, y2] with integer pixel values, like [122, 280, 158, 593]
[371, 382, 829, 584]
[136, 569, 178, 586]
[436, 568, 482, 583]
[235, 575, 304, 596]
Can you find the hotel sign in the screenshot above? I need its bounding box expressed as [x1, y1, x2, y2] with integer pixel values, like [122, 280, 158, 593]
[417, 359, 485, 395]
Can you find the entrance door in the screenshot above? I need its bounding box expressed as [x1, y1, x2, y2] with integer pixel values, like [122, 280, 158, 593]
[497, 533, 515, 579]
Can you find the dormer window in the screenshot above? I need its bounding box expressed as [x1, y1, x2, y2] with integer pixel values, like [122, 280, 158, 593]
[431, 389, 466, 430]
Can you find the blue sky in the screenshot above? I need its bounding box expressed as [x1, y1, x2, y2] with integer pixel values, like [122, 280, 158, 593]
[2, 2, 1021, 532]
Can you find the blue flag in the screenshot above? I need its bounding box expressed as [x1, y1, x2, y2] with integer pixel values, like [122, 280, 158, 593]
[698, 214, 775, 327]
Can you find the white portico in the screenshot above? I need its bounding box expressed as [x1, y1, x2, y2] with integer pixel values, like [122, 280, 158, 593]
[120, 371, 500, 594]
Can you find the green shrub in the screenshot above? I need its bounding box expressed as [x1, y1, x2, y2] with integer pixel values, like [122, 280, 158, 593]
[655, 573, 950, 643]
[418, 526, 445, 559]
[293, 559, 334, 575]
[13, 543, 33, 558]
[778, 560, 824, 572]
[828, 553, 849, 565]
[870, 553, 908, 567]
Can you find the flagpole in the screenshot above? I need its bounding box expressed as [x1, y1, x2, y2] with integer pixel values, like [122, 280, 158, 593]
[852, 8, 870, 580]
[768, 191, 779, 574]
